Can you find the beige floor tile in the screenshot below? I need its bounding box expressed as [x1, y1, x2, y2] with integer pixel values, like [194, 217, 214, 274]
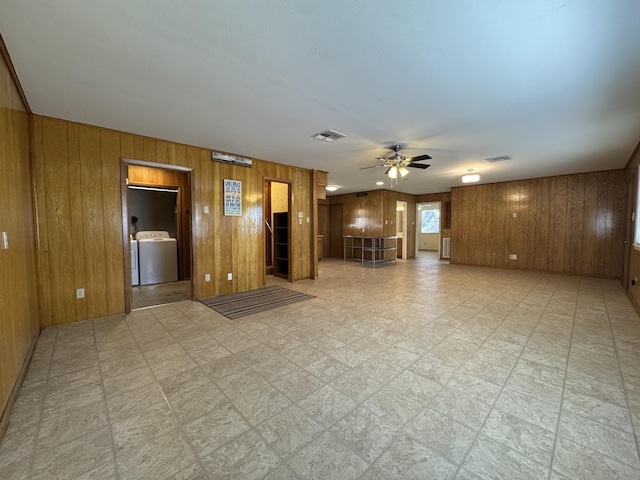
[30, 428, 113, 480]
[7, 257, 640, 480]
[232, 384, 291, 426]
[373, 431, 458, 480]
[256, 405, 324, 459]
[406, 407, 477, 465]
[289, 431, 368, 480]
[201, 430, 280, 480]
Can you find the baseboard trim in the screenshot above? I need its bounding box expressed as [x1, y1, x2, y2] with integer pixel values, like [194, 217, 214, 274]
[0, 329, 40, 442]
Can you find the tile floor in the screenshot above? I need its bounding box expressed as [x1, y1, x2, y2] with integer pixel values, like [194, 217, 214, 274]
[2, 253, 640, 479]
[132, 280, 191, 309]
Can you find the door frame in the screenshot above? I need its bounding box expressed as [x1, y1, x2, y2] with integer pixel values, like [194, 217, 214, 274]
[415, 201, 442, 258]
[263, 177, 292, 284]
[396, 201, 408, 259]
[120, 158, 195, 313]
[623, 174, 636, 291]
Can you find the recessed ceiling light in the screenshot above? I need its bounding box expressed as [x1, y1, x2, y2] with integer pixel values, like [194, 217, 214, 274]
[325, 185, 339, 192]
[312, 130, 346, 142]
[376, 181, 384, 186]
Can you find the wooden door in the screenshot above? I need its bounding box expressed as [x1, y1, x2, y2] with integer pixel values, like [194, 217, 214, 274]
[623, 175, 635, 290]
[329, 204, 343, 257]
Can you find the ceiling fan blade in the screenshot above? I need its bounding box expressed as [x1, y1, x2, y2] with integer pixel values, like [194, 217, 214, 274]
[407, 163, 431, 170]
[408, 154, 432, 162]
[360, 164, 383, 170]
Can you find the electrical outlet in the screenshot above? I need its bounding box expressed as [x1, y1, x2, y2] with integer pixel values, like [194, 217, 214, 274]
[1, 232, 7, 250]
[76, 288, 85, 299]
[227, 273, 233, 280]
[509, 254, 517, 260]
[205, 273, 211, 282]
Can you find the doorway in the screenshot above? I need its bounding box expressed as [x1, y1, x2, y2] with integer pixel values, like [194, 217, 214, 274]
[416, 202, 442, 258]
[264, 179, 291, 281]
[121, 160, 194, 312]
[396, 201, 408, 259]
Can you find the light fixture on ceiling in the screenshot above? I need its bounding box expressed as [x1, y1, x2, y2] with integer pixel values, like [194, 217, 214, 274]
[325, 185, 339, 192]
[399, 166, 409, 178]
[386, 166, 398, 179]
[461, 169, 480, 184]
[376, 181, 384, 186]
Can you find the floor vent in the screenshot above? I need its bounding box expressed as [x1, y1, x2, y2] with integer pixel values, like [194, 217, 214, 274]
[442, 238, 451, 258]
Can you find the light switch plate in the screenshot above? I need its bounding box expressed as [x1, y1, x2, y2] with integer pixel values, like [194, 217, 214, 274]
[227, 273, 232, 280]
[1, 232, 7, 250]
[204, 206, 210, 214]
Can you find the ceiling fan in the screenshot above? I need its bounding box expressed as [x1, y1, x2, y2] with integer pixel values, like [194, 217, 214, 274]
[360, 145, 431, 181]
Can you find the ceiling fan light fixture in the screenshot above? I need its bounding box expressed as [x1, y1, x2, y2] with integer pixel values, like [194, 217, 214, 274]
[387, 166, 398, 179]
[399, 166, 410, 177]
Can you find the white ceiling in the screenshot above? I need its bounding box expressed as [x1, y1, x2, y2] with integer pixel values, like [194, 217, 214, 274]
[1, 0, 639, 195]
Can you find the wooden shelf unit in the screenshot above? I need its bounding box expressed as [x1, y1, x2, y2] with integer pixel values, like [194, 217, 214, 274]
[273, 212, 290, 279]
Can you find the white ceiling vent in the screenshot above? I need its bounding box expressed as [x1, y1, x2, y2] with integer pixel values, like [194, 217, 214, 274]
[485, 155, 512, 163]
[312, 130, 346, 142]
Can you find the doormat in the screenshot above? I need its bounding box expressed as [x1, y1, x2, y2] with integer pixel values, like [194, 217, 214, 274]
[200, 286, 315, 319]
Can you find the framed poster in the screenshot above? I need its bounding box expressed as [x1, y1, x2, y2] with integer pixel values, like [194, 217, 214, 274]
[224, 179, 242, 216]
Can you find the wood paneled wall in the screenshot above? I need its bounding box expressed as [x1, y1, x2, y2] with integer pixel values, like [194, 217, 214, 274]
[451, 171, 628, 278]
[382, 190, 417, 259]
[330, 190, 385, 236]
[0, 55, 40, 427]
[32, 115, 315, 326]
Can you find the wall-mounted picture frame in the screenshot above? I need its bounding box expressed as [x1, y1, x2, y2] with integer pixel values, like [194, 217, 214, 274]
[224, 179, 242, 216]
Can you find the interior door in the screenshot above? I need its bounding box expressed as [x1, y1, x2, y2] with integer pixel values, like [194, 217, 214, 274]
[329, 204, 343, 257]
[623, 175, 635, 290]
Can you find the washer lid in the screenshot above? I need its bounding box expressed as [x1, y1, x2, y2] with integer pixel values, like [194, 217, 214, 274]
[135, 231, 171, 240]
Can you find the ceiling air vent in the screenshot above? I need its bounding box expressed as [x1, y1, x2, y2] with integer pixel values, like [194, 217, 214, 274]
[312, 129, 346, 142]
[485, 155, 512, 163]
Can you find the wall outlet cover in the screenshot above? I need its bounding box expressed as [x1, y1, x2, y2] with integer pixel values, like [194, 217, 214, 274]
[205, 273, 211, 281]
[227, 273, 233, 280]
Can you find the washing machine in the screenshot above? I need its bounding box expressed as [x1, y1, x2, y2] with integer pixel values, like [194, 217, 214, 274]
[136, 231, 178, 285]
[131, 239, 139, 286]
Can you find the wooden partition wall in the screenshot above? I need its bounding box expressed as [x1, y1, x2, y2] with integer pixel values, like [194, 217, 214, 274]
[327, 189, 419, 258]
[0, 55, 40, 428]
[451, 171, 628, 277]
[32, 115, 316, 327]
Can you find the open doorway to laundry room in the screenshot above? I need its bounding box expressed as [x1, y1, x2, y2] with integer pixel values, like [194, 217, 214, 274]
[121, 160, 194, 311]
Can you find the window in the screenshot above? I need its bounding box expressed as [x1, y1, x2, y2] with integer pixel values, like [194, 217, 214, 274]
[421, 208, 440, 234]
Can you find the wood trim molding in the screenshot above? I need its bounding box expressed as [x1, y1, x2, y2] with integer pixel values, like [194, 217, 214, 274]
[0, 331, 39, 443]
[0, 33, 32, 114]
